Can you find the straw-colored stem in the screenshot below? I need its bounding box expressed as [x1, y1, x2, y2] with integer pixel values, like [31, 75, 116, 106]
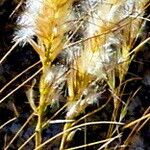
[35, 114, 42, 149]
[59, 122, 72, 150]
[35, 95, 45, 149]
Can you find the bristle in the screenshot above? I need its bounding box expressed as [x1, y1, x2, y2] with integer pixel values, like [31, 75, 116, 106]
[66, 79, 105, 119]
[35, 0, 73, 44]
[44, 65, 68, 89]
[79, 0, 148, 79]
[14, 0, 73, 47]
[13, 0, 43, 44]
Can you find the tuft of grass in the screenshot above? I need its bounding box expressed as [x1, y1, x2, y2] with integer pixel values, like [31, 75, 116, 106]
[0, 0, 149, 149]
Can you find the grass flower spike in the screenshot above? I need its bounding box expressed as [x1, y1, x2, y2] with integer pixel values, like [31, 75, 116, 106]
[14, 0, 74, 149]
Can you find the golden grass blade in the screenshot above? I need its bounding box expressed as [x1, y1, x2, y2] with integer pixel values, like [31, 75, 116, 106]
[35, 121, 124, 150]
[0, 41, 19, 64]
[65, 134, 122, 150]
[0, 117, 17, 130]
[0, 60, 41, 93]
[4, 113, 34, 150]
[125, 37, 150, 58]
[18, 104, 68, 150]
[0, 68, 42, 104]
[27, 39, 45, 60]
[123, 113, 150, 129]
[121, 107, 150, 150]
[97, 134, 122, 150]
[9, 0, 24, 18]
[26, 79, 38, 113]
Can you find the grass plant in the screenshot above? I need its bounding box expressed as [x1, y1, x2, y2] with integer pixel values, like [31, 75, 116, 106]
[0, 0, 150, 150]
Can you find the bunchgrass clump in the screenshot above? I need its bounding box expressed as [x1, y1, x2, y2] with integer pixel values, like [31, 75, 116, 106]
[0, 0, 150, 150]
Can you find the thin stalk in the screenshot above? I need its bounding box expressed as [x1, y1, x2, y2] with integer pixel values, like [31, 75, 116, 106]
[18, 104, 68, 150]
[0, 68, 42, 104]
[59, 123, 72, 150]
[65, 134, 121, 150]
[0, 60, 41, 93]
[35, 121, 124, 150]
[35, 96, 45, 149]
[4, 114, 34, 150]
[0, 117, 17, 130]
[0, 41, 19, 64]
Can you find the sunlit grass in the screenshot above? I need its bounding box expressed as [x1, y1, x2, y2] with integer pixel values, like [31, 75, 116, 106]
[0, 0, 149, 150]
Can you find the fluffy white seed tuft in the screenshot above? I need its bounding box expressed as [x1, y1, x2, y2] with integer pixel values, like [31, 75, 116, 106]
[44, 65, 68, 89]
[13, 0, 43, 45]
